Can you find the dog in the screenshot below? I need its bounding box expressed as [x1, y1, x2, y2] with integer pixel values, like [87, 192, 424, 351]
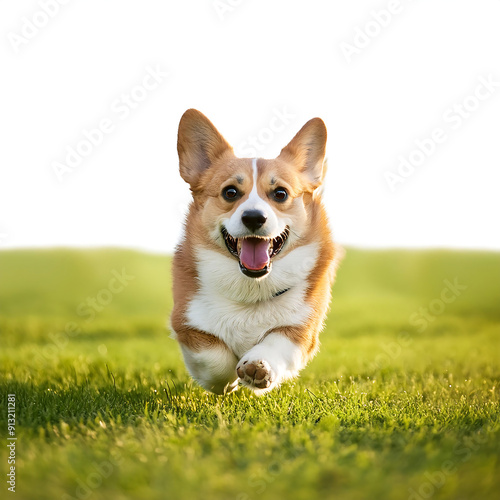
[170, 109, 340, 395]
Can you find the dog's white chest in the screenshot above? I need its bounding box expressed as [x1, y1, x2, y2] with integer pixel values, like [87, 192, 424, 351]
[185, 245, 318, 358]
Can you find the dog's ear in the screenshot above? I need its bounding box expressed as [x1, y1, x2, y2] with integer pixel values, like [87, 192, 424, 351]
[177, 109, 233, 188]
[278, 118, 327, 190]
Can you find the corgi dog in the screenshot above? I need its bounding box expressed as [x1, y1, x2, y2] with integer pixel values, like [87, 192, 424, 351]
[171, 109, 340, 395]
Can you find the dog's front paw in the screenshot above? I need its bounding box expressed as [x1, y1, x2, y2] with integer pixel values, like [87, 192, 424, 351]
[236, 359, 274, 390]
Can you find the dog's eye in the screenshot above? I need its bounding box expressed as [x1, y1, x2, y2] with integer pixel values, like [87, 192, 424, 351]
[222, 186, 239, 201]
[272, 188, 288, 202]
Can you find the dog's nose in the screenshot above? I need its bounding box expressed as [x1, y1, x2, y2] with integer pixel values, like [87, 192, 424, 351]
[241, 210, 267, 232]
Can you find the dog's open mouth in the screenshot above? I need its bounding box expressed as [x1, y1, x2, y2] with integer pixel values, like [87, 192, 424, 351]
[221, 227, 289, 278]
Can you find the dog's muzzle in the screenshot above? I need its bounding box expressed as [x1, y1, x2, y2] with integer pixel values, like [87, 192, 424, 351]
[221, 226, 289, 278]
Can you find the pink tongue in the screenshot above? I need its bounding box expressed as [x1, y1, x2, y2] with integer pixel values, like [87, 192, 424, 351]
[239, 238, 270, 271]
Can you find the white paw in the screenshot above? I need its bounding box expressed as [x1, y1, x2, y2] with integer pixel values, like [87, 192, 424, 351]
[236, 358, 275, 390]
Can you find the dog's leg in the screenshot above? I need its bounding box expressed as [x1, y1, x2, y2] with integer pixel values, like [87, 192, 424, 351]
[237, 329, 313, 394]
[179, 343, 239, 394]
[173, 327, 239, 395]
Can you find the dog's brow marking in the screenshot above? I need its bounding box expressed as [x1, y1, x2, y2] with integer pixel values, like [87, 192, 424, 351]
[246, 158, 259, 202]
[223, 157, 282, 238]
[236, 175, 244, 185]
[251, 158, 258, 190]
[270, 177, 276, 185]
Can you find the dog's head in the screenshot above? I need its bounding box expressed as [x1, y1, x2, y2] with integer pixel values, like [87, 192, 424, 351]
[177, 109, 327, 279]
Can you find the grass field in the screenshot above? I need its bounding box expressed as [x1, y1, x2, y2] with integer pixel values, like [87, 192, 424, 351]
[1, 247, 499, 500]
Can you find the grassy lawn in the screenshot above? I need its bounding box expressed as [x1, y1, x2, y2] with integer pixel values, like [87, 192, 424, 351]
[0, 247, 499, 500]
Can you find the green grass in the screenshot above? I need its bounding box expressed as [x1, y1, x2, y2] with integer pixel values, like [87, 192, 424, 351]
[0, 247, 499, 500]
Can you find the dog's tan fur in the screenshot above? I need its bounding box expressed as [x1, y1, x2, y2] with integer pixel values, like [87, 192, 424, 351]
[171, 109, 340, 394]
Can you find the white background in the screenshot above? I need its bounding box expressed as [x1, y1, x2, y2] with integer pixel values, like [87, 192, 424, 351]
[1, 0, 499, 254]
